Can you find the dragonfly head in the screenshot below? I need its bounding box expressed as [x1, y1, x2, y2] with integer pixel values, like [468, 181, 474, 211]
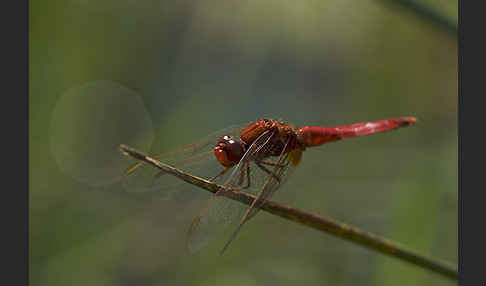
[214, 135, 246, 167]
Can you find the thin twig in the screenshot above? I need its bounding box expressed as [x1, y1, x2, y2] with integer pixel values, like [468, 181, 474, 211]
[119, 144, 458, 281]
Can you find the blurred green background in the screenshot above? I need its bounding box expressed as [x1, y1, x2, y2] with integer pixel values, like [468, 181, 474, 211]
[30, 0, 457, 285]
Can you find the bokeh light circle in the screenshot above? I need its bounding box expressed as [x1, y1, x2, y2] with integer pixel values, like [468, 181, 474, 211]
[49, 80, 154, 187]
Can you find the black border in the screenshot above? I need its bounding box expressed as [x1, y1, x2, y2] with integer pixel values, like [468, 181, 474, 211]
[459, 0, 484, 285]
[2, 0, 28, 285]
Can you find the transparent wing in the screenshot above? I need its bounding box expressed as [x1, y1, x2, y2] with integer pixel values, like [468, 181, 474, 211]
[186, 183, 248, 253]
[242, 142, 296, 223]
[187, 129, 299, 252]
[219, 137, 297, 254]
[121, 123, 248, 200]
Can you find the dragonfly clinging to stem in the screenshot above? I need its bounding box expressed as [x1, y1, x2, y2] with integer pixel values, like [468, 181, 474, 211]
[123, 117, 417, 254]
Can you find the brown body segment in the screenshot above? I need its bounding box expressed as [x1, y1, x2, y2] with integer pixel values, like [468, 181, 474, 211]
[213, 119, 302, 168]
[240, 119, 300, 155]
[239, 119, 275, 144]
[239, 119, 299, 147]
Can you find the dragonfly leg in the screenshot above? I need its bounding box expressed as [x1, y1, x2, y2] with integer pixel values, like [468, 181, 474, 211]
[258, 160, 286, 168]
[237, 162, 246, 186]
[256, 161, 281, 183]
[245, 163, 251, 189]
[230, 163, 251, 193]
[235, 162, 251, 190]
[214, 166, 247, 196]
[210, 167, 231, 182]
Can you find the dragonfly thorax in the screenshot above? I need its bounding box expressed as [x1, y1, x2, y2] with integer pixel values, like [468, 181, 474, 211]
[213, 135, 247, 167]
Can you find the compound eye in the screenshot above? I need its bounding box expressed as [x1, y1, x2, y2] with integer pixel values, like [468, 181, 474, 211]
[214, 145, 233, 167]
[213, 135, 245, 167]
[218, 135, 233, 144]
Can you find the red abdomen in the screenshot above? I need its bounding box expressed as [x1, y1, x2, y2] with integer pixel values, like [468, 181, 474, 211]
[297, 117, 416, 147]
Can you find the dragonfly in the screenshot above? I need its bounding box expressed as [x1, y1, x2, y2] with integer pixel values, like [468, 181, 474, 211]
[122, 117, 416, 254]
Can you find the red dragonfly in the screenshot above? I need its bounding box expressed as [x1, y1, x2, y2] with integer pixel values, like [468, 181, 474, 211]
[122, 117, 416, 253]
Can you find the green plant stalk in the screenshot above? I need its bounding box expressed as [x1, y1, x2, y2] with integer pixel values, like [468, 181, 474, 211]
[119, 144, 458, 281]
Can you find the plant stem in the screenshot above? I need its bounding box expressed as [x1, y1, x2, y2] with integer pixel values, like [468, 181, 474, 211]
[119, 144, 458, 281]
